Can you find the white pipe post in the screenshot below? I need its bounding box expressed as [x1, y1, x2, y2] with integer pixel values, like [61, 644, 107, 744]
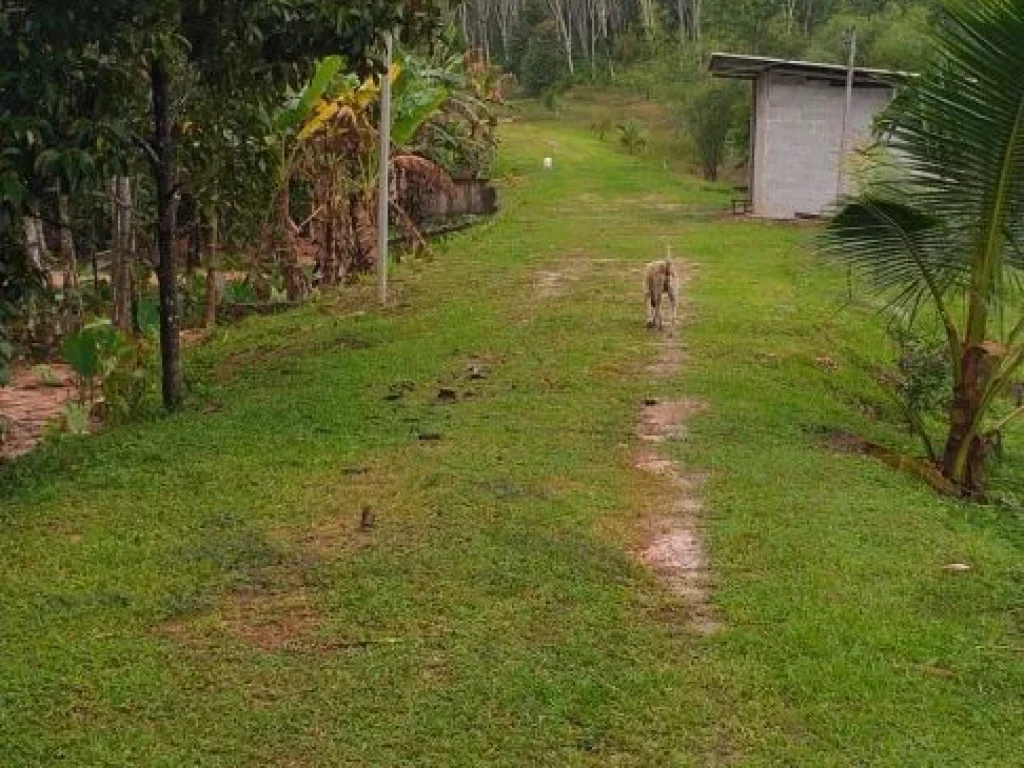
[838, 29, 857, 300]
[377, 31, 393, 306]
[837, 29, 857, 198]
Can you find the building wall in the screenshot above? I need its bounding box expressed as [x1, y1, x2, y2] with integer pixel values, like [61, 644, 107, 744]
[752, 73, 893, 219]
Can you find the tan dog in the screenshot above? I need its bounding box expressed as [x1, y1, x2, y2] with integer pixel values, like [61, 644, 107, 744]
[644, 246, 679, 332]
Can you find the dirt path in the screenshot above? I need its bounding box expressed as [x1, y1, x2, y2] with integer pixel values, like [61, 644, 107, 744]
[0, 365, 77, 460]
[633, 266, 718, 635]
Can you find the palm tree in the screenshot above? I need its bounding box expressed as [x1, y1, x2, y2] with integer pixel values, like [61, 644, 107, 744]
[823, 0, 1024, 496]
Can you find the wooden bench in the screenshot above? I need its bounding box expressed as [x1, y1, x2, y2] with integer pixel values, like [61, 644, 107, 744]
[731, 185, 752, 215]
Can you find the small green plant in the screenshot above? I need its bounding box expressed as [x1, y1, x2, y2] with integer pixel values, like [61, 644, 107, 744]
[617, 119, 648, 156]
[33, 365, 64, 387]
[60, 321, 157, 423]
[541, 88, 560, 111]
[589, 112, 614, 140]
[62, 402, 91, 436]
[101, 334, 159, 425]
[224, 278, 257, 305]
[60, 321, 117, 404]
[888, 323, 952, 462]
[134, 296, 161, 335]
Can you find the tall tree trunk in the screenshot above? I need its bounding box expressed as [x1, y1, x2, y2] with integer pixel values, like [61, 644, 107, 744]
[34, 216, 46, 274]
[548, 0, 574, 76]
[111, 176, 134, 334]
[203, 210, 220, 328]
[942, 345, 996, 494]
[150, 53, 182, 411]
[57, 190, 80, 319]
[23, 211, 44, 271]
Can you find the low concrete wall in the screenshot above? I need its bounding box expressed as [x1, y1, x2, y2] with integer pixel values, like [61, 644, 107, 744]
[420, 179, 498, 220]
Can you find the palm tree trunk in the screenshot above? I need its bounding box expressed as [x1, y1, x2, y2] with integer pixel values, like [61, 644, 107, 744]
[942, 344, 991, 494]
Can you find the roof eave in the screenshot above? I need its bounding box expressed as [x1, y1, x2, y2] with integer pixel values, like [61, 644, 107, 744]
[708, 51, 913, 86]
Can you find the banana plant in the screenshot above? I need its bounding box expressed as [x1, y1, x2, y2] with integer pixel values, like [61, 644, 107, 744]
[264, 55, 344, 299]
[293, 51, 453, 279]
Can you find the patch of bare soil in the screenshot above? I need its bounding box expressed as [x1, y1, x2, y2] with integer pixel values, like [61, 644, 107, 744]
[283, 512, 377, 558]
[159, 588, 322, 653]
[637, 399, 709, 443]
[822, 429, 874, 455]
[819, 428, 957, 496]
[633, 413, 717, 636]
[0, 364, 77, 460]
[646, 341, 686, 376]
[532, 250, 615, 299]
[536, 270, 569, 298]
[218, 589, 321, 652]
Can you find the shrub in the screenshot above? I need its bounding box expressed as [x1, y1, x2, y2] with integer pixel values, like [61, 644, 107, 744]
[683, 81, 744, 181]
[519, 20, 566, 96]
[618, 119, 648, 156]
[60, 320, 158, 423]
[589, 110, 615, 140]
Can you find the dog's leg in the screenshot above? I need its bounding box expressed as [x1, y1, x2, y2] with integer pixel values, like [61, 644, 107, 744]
[668, 281, 678, 335]
[644, 272, 657, 328]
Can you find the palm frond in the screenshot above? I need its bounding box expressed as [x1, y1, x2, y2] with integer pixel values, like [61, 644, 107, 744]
[880, 0, 1024, 237]
[823, 195, 966, 368]
[823, 196, 961, 299]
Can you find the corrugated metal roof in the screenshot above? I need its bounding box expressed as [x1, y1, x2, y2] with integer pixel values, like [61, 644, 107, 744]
[709, 52, 911, 87]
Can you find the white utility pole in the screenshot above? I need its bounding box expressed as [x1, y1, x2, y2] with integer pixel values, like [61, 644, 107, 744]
[377, 31, 393, 306]
[836, 28, 857, 198]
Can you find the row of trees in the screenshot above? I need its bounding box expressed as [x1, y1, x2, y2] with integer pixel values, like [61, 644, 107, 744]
[0, 1, 449, 407]
[457, 0, 936, 80]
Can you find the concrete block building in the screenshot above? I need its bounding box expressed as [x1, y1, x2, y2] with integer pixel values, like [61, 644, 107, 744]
[709, 53, 905, 219]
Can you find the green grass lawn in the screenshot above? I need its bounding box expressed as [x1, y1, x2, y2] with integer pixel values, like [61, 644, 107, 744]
[1, 101, 1021, 767]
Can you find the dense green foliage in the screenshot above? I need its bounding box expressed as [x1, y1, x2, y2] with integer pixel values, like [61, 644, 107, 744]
[0, 96, 1019, 765]
[466, 0, 935, 188]
[519, 19, 569, 95]
[462, 0, 937, 79]
[823, 0, 1024, 494]
[0, 0, 445, 408]
[681, 80, 745, 181]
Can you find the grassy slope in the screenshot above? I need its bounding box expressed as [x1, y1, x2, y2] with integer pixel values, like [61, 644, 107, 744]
[0, 106, 1021, 767]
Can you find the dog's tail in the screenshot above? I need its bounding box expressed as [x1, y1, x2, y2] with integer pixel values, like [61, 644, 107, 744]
[664, 243, 673, 277]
